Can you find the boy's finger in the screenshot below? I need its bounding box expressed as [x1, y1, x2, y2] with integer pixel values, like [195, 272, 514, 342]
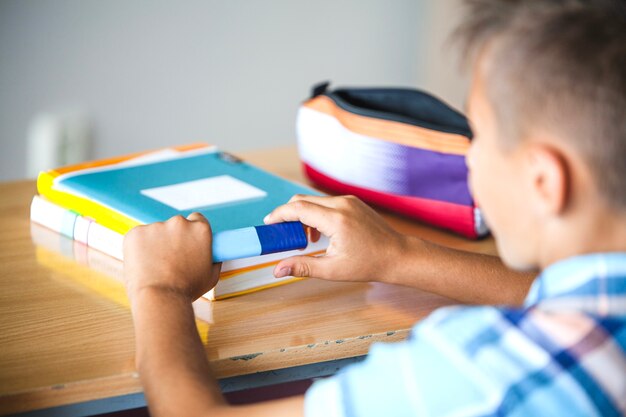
[264, 200, 336, 236]
[187, 212, 209, 223]
[288, 194, 344, 208]
[273, 255, 332, 280]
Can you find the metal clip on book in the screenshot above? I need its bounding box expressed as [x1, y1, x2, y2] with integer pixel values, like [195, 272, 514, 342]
[212, 221, 308, 263]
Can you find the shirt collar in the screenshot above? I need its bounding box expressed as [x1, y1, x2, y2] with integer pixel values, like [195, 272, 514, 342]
[524, 252, 626, 311]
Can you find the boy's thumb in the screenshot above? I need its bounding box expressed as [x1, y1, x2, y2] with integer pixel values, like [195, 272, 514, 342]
[273, 256, 328, 279]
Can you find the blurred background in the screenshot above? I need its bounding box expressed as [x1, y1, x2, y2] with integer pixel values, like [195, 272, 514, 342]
[0, 0, 467, 182]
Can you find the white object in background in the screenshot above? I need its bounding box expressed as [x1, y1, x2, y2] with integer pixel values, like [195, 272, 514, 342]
[26, 114, 63, 178]
[26, 113, 92, 178]
[61, 114, 91, 168]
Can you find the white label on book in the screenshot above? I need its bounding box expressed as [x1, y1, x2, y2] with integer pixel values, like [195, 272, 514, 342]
[140, 175, 267, 210]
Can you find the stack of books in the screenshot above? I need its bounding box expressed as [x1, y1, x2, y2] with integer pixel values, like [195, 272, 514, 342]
[30, 143, 328, 302]
[30, 221, 214, 334]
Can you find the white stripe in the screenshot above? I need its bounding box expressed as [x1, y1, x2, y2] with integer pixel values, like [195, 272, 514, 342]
[297, 107, 408, 194]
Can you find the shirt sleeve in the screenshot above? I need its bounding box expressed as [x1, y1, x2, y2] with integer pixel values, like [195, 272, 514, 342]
[304, 306, 511, 417]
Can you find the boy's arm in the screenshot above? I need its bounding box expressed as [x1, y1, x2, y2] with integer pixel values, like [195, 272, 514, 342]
[265, 195, 535, 306]
[389, 237, 535, 305]
[124, 214, 304, 417]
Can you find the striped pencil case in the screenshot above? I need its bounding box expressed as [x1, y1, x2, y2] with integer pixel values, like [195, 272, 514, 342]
[296, 82, 488, 239]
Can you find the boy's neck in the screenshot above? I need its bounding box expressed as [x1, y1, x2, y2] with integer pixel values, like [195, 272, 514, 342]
[538, 206, 626, 269]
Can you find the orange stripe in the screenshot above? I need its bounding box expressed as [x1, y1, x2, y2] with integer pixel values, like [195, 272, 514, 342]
[303, 96, 470, 155]
[213, 277, 306, 300]
[51, 143, 211, 176]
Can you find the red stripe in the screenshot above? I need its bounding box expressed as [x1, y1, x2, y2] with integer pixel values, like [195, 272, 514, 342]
[302, 163, 478, 239]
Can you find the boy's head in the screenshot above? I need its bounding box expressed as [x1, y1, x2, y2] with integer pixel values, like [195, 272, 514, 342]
[456, 0, 626, 270]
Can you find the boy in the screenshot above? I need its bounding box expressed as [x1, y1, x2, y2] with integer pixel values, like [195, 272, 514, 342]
[123, 0, 626, 415]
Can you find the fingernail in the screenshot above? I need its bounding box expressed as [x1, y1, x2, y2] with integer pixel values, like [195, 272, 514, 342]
[263, 214, 270, 224]
[275, 266, 292, 278]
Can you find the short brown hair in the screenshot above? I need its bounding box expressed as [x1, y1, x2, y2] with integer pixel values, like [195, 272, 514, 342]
[455, 0, 626, 208]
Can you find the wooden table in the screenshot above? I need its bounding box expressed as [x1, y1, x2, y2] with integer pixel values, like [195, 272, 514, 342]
[0, 147, 496, 416]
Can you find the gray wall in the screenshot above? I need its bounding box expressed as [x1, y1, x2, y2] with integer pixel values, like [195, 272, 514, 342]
[0, 0, 468, 181]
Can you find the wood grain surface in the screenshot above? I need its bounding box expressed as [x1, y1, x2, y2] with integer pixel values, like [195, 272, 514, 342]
[0, 147, 497, 415]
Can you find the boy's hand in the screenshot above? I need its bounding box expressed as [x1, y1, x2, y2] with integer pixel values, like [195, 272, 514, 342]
[264, 195, 407, 282]
[123, 212, 221, 303]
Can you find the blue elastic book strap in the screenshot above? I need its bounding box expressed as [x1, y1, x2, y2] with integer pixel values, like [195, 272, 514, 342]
[255, 222, 308, 255]
[212, 222, 308, 262]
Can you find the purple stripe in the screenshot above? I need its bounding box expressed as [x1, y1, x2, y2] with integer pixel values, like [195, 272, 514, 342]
[404, 146, 473, 206]
[344, 138, 474, 206]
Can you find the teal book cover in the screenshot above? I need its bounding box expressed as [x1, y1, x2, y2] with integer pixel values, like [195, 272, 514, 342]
[55, 148, 320, 233]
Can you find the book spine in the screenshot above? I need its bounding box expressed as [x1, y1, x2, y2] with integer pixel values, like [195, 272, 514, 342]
[30, 195, 124, 260]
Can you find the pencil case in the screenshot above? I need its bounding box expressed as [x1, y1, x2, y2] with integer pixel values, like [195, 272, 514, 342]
[296, 81, 488, 239]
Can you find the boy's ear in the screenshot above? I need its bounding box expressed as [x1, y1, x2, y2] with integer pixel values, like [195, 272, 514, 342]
[525, 143, 570, 216]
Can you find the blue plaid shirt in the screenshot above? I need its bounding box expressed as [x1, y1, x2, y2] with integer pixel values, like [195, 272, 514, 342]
[304, 253, 626, 417]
